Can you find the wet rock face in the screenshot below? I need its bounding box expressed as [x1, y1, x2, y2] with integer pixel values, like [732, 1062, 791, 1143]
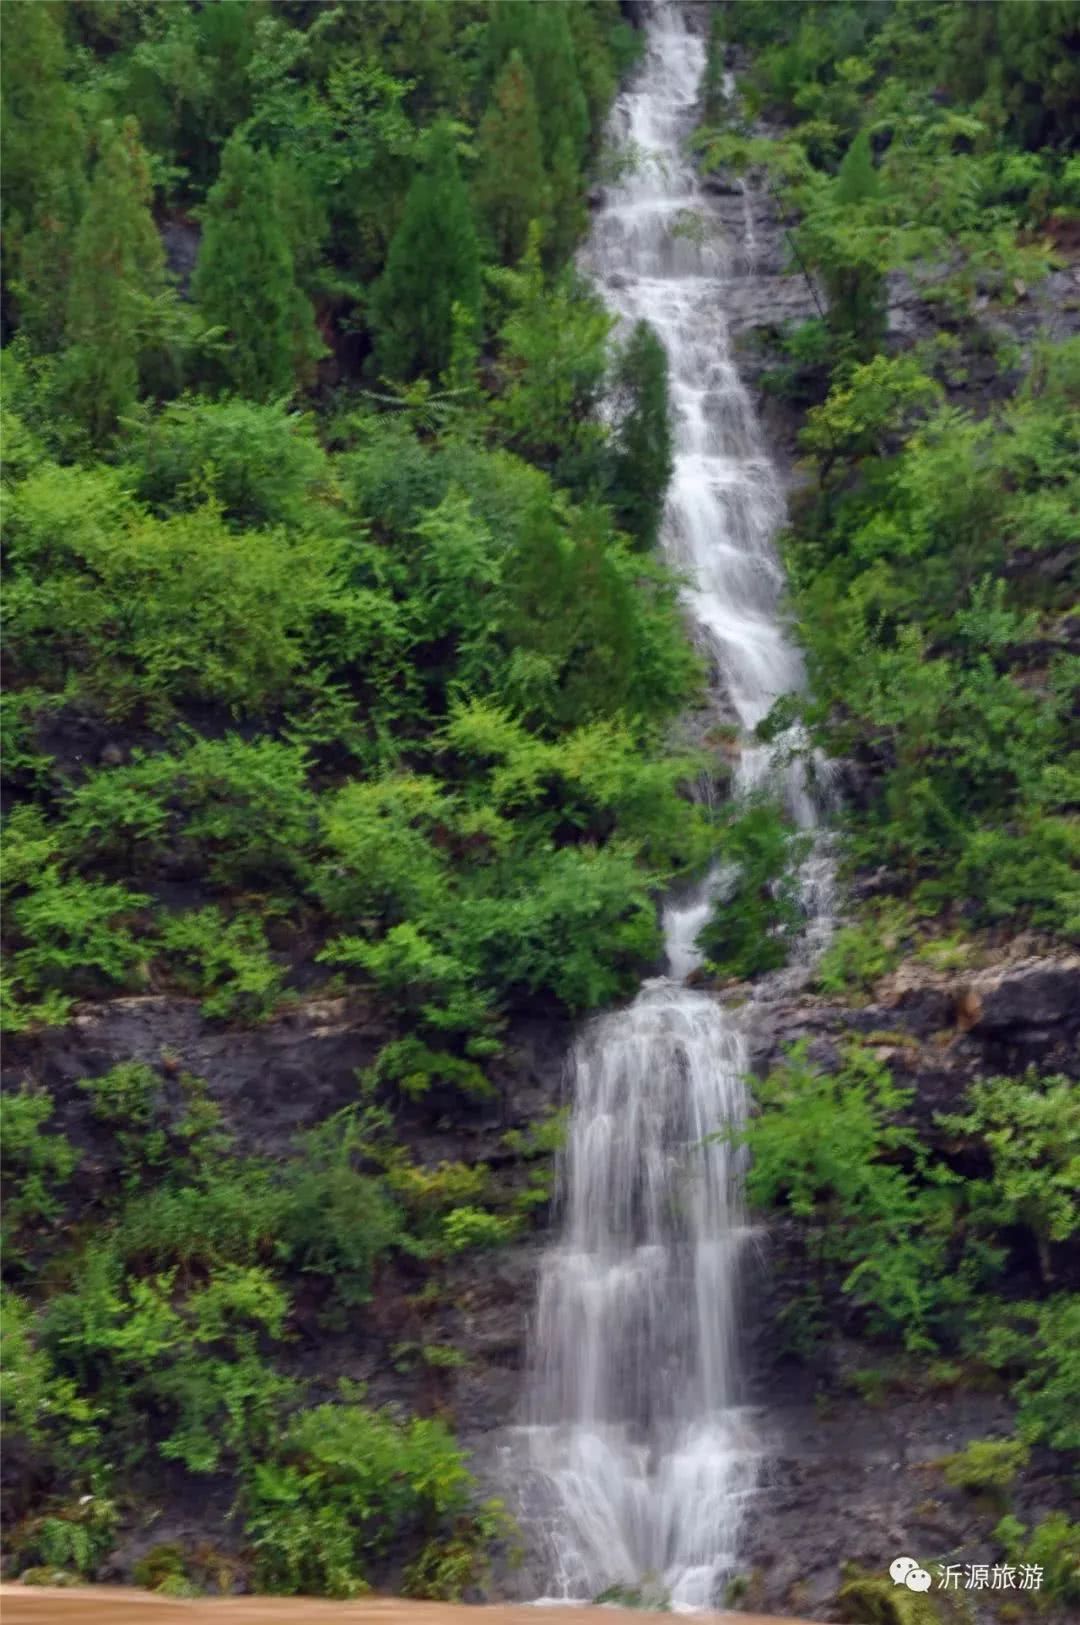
[738, 1388, 1060, 1622]
[748, 952, 1080, 1115]
[732, 951, 1080, 1619]
[3, 994, 571, 1168]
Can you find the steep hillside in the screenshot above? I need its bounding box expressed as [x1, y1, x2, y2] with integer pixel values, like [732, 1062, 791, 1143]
[1, 2, 1077, 1619]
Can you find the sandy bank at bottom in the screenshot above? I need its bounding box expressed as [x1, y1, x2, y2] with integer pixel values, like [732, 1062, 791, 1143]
[0, 1586, 821, 1625]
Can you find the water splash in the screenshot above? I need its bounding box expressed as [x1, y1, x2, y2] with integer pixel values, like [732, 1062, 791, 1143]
[520, 6, 833, 1608]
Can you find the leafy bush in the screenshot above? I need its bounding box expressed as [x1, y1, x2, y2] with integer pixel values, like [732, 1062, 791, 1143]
[815, 901, 914, 995]
[697, 800, 812, 979]
[245, 1399, 485, 1598]
[939, 1436, 1030, 1494]
[742, 1043, 983, 1351]
[277, 1108, 403, 1307]
[41, 1252, 294, 1475]
[8, 1489, 118, 1583]
[0, 1088, 78, 1249]
[365, 1037, 494, 1103]
[63, 735, 316, 889]
[441, 1206, 517, 1253]
[114, 1166, 286, 1272]
[5, 870, 150, 1018]
[0, 1291, 101, 1460]
[129, 397, 330, 529]
[159, 907, 284, 1022]
[78, 1062, 166, 1182]
[977, 1296, 1080, 1452]
[938, 1072, 1079, 1284]
[993, 1513, 1080, 1609]
[3, 464, 363, 720]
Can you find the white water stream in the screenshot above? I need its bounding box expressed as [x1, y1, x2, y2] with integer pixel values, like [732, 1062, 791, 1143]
[518, 6, 833, 1611]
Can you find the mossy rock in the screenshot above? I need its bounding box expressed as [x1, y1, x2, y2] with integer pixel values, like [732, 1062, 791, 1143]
[132, 1541, 200, 1596]
[19, 1568, 82, 1588]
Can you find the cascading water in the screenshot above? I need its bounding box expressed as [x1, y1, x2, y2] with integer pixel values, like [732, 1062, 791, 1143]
[518, 5, 833, 1610]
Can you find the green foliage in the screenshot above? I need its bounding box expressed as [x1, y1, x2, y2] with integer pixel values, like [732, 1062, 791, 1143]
[61, 119, 175, 445]
[0, 5, 696, 1591]
[3, 462, 369, 721]
[192, 132, 323, 400]
[788, 345, 1080, 932]
[131, 1543, 199, 1599]
[0, 2, 87, 350]
[815, 901, 914, 995]
[42, 1251, 294, 1475]
[78, 1060, 164, 1179]
[697, 801, 812, 979]
[605, 320, 674, 551]
[703, 4, 1079, 944]
[441, 1206, 517, 1254]
[490, 230, 612, 492]
[835, 1568, 951, 1625]
[9, 1488, 119, 1584]
[741, 1042, 971, 1351]
[746, 1038, 1080, 1448]
[128, 397, 330, 529]
[0, 1291, 102, 1460]
[474, 52, 546, 265]
[993, 1513, 1080, 1609]
[62, 734, 316, 890]
[939, 1437, 1030, 1494]
[5, 869, 150, 1019]
[976, 1296, 1080, 1452]
[370, 123, 482, 383]
[244, 1398, 484, 1598]
[0, 1089, 79, 1251]
[277, 1107, 403, 1307]
[159, 908, 284, 1023]
[938, 1073, 1079, 1282]
[367, 1037, 494, 1103]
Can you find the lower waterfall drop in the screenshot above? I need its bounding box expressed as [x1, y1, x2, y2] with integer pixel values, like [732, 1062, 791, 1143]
[519, 4, 831, 1609]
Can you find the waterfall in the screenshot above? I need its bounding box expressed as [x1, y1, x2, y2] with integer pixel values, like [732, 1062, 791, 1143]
[518, 5, 832, 1610]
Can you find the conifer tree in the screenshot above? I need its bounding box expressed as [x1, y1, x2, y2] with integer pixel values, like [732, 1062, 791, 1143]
[474, 51, 546, 265]
[825, 128, 885, 358]
[486, 2, 589, 169]
[607, 321, 674, 551]
[369, 123, 482, 382]
[543, 134, 588, 269]
[62, 119, 166, 443]
[192, 134, 323, 402]
[1, 1, 87, 348]
[834, 127, 881, 208]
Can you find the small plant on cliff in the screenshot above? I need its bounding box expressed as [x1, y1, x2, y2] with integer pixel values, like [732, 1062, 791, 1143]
[939, 1436, 1030, 1496]
[993, 1513, 1080, 1610]
[0, 1088, 79, 1253]
[975, 1295, 1080, 1453]
[936, 1072, 1079, 1285]
[697, 799, 812, 980]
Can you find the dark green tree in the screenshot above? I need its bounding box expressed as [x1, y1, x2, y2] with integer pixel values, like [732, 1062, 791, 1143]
[473, 51, 546, 265]
[62, 119, 167, 443]
[192, 133, 323, 401]
[485, 2, 589, 168]
[369, 123, 482, 382]
[1, 1, 87, 348]
[606, 321, 674, 551]
[824, 127, 885, 357]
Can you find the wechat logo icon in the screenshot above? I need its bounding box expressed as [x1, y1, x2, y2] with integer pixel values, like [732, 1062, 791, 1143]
[891, 1556, 933, 1592]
